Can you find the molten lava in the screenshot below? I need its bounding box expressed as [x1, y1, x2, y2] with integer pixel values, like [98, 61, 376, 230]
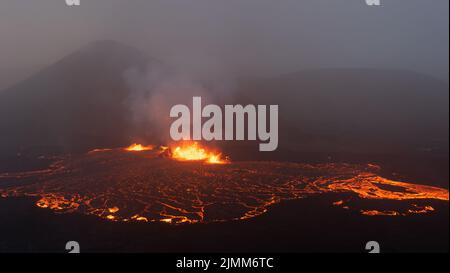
[171, 142, 228, 164]
[125, 143, 154, 152]
[0, 149, 448, 224]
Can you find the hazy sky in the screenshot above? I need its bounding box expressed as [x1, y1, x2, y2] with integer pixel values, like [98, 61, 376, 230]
[0, 0, 448, 90]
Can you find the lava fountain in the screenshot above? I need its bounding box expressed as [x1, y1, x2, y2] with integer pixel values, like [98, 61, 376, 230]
[124, 143, 154, 152]
[171, 142, 228, 164]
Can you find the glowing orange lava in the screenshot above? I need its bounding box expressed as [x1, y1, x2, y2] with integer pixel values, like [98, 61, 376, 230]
[0, 151, 448, 224]
[171, 142, 228, 164]
[108, 206, 119, 213]
[125, 143, 154, 152]
[324, 173, 449, 201]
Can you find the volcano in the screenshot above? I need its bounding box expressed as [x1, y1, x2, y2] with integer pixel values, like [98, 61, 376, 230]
[0, 41, 448, 252]
[0, 40, 163, 154]
[0, 40, 448, 157]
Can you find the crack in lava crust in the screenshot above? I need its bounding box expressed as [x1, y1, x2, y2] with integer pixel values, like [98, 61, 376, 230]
[0, 149, 448, 224]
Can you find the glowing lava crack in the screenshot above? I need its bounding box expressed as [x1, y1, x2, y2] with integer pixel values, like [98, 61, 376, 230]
[0, 148, 448, 224]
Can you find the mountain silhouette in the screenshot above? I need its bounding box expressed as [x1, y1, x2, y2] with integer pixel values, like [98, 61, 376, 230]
[0, 40, 161, 154]
[0, 41, 448, 156]
[237, 69, 449, 154]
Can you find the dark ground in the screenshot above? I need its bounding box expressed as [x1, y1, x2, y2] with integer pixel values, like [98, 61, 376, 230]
[0, 193, 448, 253]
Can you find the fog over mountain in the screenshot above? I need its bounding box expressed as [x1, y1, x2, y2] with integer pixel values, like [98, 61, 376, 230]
[0, 0, 448, 91]
[0, 41, 155, 153]
[0, 41, 447, 156]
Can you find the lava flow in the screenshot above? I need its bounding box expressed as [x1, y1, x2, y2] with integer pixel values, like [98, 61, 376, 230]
[0, 148, 448, 224]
